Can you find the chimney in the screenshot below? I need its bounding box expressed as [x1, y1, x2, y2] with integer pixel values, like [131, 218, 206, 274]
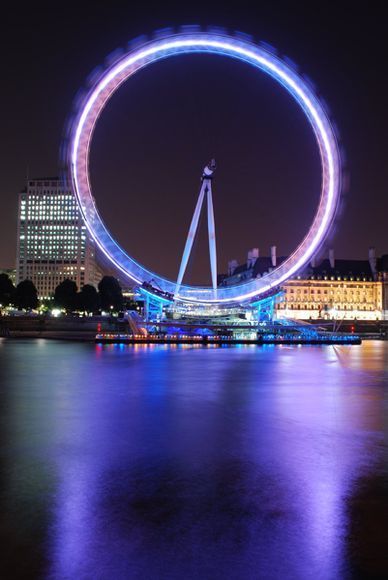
[228, 259, 238, 276]
[247, 248, 259, 268]
[329, 248, 335, 269]
[247, 250, 252, 268]
[270, 245, 277, 267]
[369, 247, 377, 279]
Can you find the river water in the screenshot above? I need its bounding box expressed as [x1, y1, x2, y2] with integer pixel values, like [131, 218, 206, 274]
[0, 340, 387, 579]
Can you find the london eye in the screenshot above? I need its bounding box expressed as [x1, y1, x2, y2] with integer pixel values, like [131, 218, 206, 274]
[65, 28, 342, 306]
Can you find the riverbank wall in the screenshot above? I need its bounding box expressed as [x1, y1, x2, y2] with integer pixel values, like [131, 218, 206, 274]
[0, 315, 119, 340]
[0, 315, 387, 341]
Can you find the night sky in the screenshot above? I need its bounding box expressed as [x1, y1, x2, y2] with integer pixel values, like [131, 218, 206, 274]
[1, 2, 387, 285]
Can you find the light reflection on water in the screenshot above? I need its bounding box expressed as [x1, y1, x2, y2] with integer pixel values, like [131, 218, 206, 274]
[0, 340, 387, 579]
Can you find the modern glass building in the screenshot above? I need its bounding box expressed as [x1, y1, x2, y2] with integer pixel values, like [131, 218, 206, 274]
[16, 178, 101, 299]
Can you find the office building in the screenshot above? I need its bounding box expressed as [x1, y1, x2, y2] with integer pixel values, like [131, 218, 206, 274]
[16, 178, 101, 299]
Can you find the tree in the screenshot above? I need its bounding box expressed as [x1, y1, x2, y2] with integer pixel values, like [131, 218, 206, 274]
[14, 280, 38, 310]
[0, 274, 15, 306]
[54, 279, 78, 312]
[78, 284, 99, 313]
[98, 276, 123, 312]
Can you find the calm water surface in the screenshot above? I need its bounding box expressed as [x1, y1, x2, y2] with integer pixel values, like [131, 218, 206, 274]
[0, 340, 387, 579]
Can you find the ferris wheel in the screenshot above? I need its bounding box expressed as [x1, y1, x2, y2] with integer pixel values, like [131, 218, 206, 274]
[65, 28, 342, 306]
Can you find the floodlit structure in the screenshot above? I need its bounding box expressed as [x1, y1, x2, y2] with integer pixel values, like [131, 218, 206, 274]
[222, 248, 385, 321]
[65, 28, 342, 309]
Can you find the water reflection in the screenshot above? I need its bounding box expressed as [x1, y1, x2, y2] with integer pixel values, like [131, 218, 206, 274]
[0, 341, 387, 579]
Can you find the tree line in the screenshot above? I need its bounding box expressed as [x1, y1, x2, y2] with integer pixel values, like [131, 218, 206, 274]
[0, 273, 127, 314]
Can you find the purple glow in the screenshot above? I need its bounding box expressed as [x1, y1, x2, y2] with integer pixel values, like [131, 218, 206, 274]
[68, 31, 341, 304]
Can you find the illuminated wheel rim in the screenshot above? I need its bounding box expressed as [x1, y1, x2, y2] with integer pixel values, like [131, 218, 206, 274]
[68, 29, 341, 304]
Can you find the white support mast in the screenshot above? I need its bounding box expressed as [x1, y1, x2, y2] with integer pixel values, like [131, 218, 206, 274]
[176, 159, 218, 294]
[206, 175, 217, 291]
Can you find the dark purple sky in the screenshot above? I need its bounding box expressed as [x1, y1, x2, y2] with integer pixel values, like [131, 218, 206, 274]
[1, 1, 387, 285]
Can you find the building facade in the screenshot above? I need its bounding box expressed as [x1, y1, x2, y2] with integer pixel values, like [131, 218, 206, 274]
[220, 247, 386, 321]
[278, 266, 383, 321]
[379, 254, 388, 321]
[16, 178, 101, 300]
